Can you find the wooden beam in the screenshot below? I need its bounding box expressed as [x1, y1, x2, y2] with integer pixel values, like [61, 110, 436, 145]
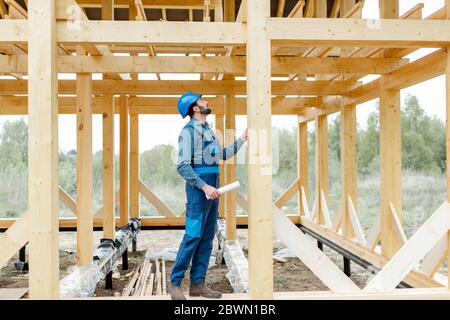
[139, 180, 177, 218]
[28, 0, 59, 299]
[345, 49, 447, 107]
[379, 0, 398, 19]
[267, 18, 450, 47]
[119, 95, 129, 227]
[319, 189, 333, 228]
[339, 0, 355, 17]
[276, 0, 285, 17]
[314, 0, 327, 18]
[347, 196, 366, 246]
[419, 234, 447, 276]
[0, 0, 7, 18]
[247, 0, 273, 300]
[288, 0, 305, 18]
[77, 0, 205, 7]
[55, 21, 246, 45]
[130, 113, 140, 219]
[389, 203, 407, 247]
[76, 69, 93, 267]
[75, 287, 450, 300]
[314, 114, 328, 225]
[0, 79, 353, 96]
[103, 94, 115, 240]
[365, 202, 450, 292]
[274, 178, 300, 209]
[225, 94, 237, 240]
[379, 78, 401, 258]
[0, 214, 301, 230]
[58, 186, 77, 215]
[224, 0, 235, 21]
[0, 95, 317, 116]
[300, 217, 444, 288]
[298, 121, 308, 216]
[340, 103, 357, 238]
[273, 205, 360, 292]
[215, 113, 226, 219]
[0, 55, 409, 75]
[0, 212, 30, 270]
[102, 0, 114, 19]
[447, 46, 450, 202]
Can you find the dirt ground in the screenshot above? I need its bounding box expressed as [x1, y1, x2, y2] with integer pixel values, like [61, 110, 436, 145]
[1, 229, 376, 298]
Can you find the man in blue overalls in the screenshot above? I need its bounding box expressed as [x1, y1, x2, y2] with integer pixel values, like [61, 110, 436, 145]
[169, 92, 247, 300]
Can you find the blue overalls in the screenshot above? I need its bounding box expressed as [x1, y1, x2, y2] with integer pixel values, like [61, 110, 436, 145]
[170, 118, 244, 286]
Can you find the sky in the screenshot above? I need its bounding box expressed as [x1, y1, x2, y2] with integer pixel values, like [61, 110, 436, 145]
[0, 0, 446, 153]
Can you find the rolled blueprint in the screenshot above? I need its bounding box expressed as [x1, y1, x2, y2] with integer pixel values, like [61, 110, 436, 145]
[205, 181, 240, 199]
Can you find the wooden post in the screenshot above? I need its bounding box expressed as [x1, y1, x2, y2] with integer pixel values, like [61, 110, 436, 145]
[128, 0, 137, 20]
[224, 0, 235, 22]
[102, 0, 114, 20]
[119, 95, 129, 227]
[446, 0, 450, 288]
[225, 94, 237, 240]
[298, 121, 308, 216]
[314, 0, 327, 18]
[341, 104, 357, 238]
[379, 0, 399, 19]
[76, 59, 93, 266]
[247, 0, 273, 299]
[315, 114, 328, 224]
[448, 230, 450, 289]
[130, 113, 139, 219]
[446, 5, 450, 202]
[215, 113, 226, 219]
[28, 0, 59, 299]
[340, 0, 356, 16]
[103, 94, 115, 240]
[380, 0, 401, 258]
[379, 79, 402, 258]
[338, 0, 355, 58]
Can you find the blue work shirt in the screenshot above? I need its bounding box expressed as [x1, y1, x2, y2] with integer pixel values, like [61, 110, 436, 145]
[177, 118, 244, 190]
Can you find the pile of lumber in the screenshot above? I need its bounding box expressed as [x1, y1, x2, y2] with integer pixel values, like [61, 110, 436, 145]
[122, 258, 167, 297]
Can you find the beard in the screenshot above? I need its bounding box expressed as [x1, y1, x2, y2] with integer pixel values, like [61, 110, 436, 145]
[199, 105, 212, 115]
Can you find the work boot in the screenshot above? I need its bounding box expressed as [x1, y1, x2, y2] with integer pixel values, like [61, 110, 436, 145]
[189, 282, 222, 299]
[169, 284, 186, 300]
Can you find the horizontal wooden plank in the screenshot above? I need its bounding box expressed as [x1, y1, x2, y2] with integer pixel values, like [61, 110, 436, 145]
[344, 49, 446, 106]
[0, 79, 355, 95]
[75, 0, 205, 9]
[0, 96, 316, 115]
[0, 20, 27, 43]
[0, 215, 301, 229]
[0, 55, 408, 75]
[57, 21, 246, 45]
[268, 18, 450, 47]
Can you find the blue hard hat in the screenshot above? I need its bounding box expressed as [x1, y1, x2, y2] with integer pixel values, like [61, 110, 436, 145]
[177, 92, 202, 118]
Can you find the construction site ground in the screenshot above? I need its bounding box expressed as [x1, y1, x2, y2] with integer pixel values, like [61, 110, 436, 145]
[1, 229, 406, 297]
